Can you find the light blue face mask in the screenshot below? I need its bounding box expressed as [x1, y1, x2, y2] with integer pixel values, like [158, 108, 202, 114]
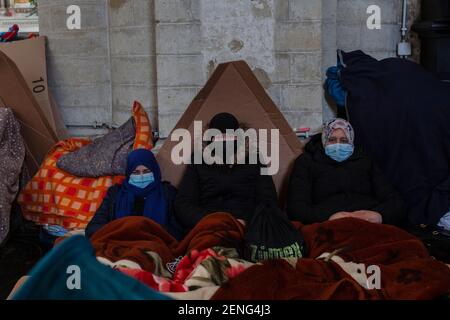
[325, 143, 354, 162]
[129, 172, 154, 189]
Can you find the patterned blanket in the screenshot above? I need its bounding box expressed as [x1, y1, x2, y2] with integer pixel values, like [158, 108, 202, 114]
[90, 214, 450, 300]
[17, 101, 153, 229]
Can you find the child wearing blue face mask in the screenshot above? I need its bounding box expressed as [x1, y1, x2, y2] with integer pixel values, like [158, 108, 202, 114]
[287, 118, 406, 226]
[85, 149, 184, 240]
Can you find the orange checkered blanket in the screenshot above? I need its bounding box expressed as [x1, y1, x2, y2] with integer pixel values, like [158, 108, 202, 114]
[18, 101, 153, 230]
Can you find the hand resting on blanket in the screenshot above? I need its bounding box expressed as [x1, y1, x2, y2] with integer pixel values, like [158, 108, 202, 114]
[329, 210, 382, 224]
[237, 219, 246, 227]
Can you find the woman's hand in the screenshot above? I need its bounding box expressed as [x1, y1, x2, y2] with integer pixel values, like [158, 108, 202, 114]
[352, 210, 383, 224]
[329, 211, 382, 224]
[328, 211, 352, 220]
[237, 219, 247, 227]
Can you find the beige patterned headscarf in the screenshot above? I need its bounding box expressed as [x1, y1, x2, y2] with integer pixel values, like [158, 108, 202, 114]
[322, 118, 355, 147]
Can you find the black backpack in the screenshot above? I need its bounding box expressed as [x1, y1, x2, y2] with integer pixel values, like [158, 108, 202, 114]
[245, 203, 305, 262]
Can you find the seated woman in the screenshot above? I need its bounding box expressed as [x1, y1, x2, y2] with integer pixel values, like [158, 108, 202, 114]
[175, 112, 279, 230]
[287, 118, 405, 225]
[85, 149, 183, 239]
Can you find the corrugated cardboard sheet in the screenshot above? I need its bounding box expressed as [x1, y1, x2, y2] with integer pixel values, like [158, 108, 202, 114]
[157, 61, 302, 201]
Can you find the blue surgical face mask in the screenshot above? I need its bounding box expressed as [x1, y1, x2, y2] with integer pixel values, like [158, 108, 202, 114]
[325, 143, 354, 162]
[129, 172, 154, 189]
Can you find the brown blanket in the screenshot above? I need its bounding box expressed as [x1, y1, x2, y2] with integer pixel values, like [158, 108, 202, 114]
[90, 214, 450, 300]
[91, 212, 245, 272]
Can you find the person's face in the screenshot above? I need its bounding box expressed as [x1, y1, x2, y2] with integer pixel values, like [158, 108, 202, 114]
[327, 128, 349, 145]
[131, 165, 151, 175]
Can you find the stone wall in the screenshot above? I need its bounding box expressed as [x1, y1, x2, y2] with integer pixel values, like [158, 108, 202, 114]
[274, 0, 323, 134]
[37, 0, 157, 136]
[37, 0, 420, 137]
[156, 0, 324, 137]
[155, 0, 203, 137]
[336, 0, 403, 60]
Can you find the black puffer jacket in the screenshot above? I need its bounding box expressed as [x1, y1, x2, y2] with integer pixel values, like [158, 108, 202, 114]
[287, 134, 406, 225]
[174, 161, 278, 230]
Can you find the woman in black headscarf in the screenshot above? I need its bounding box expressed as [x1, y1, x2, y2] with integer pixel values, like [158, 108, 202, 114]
[174, 112, 278, 231]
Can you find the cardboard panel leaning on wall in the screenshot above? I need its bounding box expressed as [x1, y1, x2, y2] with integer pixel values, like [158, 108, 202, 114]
[0, 50, 58, 176]
[157, 61, 303, 202]
[0, 36, 68, 139]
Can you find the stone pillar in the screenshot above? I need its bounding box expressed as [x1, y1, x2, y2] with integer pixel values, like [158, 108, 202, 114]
[156, 0, 325, 137]
[154, 0, 203, 138]
[38, 0, 112, 136]
[275, 0, 323, 133]
[322, 0, 338, 122]
[37, 0, 158, 136]
[108, 0, 158, 128]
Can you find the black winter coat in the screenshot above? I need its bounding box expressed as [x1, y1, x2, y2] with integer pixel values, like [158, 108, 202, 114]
[85, 182, 184, 240]
[174, 161, 278, 230]
[287, 134, 406, 225]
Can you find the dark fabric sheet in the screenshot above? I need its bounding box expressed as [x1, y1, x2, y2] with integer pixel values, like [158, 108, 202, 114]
[0, 206, 41, 300]
[339, 50, 450, 225]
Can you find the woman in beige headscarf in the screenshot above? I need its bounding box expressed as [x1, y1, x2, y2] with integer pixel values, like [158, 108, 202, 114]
[287, 118, 406, 225]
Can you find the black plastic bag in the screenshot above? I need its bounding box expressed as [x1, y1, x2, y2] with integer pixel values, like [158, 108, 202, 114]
[404, 224, 450, 264]
[245, 203, 305, 262]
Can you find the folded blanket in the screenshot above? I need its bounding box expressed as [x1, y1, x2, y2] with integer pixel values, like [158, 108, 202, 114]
[56, 117, 135, 177]
[18, 101, 153, 229]
[91, 212, 245, 272]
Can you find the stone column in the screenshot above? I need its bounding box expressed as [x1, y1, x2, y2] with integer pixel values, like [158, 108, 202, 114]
[37, 0, 112, 137]
[155, 0, 203, 138]
[37, 0, 159, 136]
[156, 0, 326, 137]
[275, 0, 323, 133]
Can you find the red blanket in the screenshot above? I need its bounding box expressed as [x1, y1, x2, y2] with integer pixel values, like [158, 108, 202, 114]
[90, 214, 450, 300]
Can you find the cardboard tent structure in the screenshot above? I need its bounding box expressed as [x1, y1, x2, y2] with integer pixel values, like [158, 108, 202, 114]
[0, 50, 58, 175]
[0, 36, 67, 176]
[157, 60, 303, 200]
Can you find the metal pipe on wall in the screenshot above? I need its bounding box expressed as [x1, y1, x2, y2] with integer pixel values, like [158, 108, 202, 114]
[401, 0, 408, 40]
[398, 0, 412, 58]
